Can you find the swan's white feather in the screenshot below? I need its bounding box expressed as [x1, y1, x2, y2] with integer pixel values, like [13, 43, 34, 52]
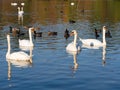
[19, 39, 32, 46]
[81, 39, 102, 46]
[66, 42, 80, 52]
[6, 51, 30, 61]
[19, 28, 34, 47]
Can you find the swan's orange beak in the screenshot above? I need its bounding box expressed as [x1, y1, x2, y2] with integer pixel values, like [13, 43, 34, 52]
[103, 26, 107, 30]
[70, 31, 74, 36]
[31, 28, 35, 33]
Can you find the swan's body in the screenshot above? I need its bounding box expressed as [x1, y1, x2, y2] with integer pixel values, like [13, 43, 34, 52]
[66, 42, 80, 52]
[18, 7, 24, 16]
[6, 34, 31, 61]
[21, 7, 24, 14]
[66, 30, 80, 52]
[19, 28, 34, 47]
[79, 26, 106, 47]
[6, 51, 30, 60]
[19, 40, 33, 46]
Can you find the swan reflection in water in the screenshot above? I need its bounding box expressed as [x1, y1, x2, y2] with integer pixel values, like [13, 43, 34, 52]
[18, 13, 23, 26]
[66, 50, 79, 72]
[82, 45, 106, 66]
[102, 46, 106, 66]
[7, 58, 32, 80]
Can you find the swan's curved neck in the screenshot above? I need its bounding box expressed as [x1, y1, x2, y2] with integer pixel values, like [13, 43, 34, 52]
[73, 54, 77, 64]
[18, 7, 20, 12]
[21, 7, 23, 11]
[102, 46, 106, 66]
[29, 28, 33, 45]
[73, 53, 78, 70]
[6, 35, 11, 57]
[102, 46, 106, 60]
[74, 34, 77, 46]
[102, 28, 106, 45]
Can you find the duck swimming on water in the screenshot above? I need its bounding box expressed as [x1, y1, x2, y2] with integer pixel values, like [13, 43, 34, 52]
[64, 29, 70, 40]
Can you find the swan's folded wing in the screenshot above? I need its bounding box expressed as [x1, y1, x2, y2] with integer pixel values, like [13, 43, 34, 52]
[9, 51, 30, 61]
[81, 39, 102, 46]
[19, 39, 31, 46]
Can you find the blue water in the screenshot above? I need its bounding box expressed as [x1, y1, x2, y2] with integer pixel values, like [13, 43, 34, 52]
[0, 21, 120, 90]
[0, 0, 120, 90]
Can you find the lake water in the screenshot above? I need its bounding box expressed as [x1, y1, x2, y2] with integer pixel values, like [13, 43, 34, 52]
[0, 0, 120, 90]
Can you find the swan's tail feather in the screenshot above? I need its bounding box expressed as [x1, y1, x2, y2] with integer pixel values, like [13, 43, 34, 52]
[18, 39, 21, 43]
[79, 36, 82, 41]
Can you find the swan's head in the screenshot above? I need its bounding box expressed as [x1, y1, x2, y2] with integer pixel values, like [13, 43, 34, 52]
[7, 34, 10, 39]
[28, 27, 35, 34]
[103, 26, 107, 31]
[17, 7, 20, 10]
[21, 3, 25, 6]
[21, 7, 24, 10]
[7, 34, 10, 42]
[30, 27, 35, 33]
[70, 30, 77, 36]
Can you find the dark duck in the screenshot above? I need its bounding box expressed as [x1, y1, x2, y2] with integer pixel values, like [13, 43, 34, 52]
[64, 29, 70, 40]
[33, 30, 42, 39]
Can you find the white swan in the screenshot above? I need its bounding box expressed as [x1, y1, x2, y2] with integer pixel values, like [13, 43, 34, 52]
[21, 7, 24, 14]
[18, 7, 24, 16]
[79, 26, 106, 47]
[6, 34, 31, 61]
[19, 28, 34, 47]
[18, 13, 23, 25]
[66, 30, 80, 52]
